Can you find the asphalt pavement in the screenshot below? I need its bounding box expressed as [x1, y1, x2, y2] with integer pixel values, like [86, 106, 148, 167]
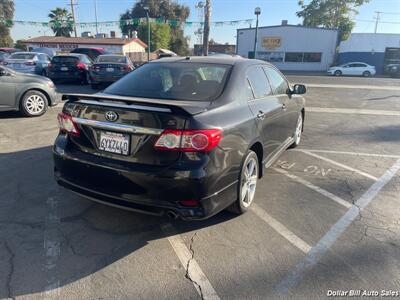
[0, 75, 399, 299]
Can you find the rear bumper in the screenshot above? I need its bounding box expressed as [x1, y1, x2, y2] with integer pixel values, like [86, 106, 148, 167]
[90, 74, 125, 84]
[53, 136, 237, 220]
[49, 71, 85, 81]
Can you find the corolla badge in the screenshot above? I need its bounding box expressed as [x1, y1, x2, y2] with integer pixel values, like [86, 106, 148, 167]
[104, 111, 119, 122]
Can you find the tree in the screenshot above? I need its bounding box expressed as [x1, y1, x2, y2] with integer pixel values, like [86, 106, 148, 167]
[48, 7, 74, 37]
[120, 0, 190, 55]
[296, 0, 371, 41]
[137, 22, 170, 51]
[0, 0, 14, 47]
[14, 39, 27, 50]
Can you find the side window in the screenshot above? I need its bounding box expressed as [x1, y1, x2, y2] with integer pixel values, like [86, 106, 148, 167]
[263, 67, 289, 95]
[246, 66, 272, 99]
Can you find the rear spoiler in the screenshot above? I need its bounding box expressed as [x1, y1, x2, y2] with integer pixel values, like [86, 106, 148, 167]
[61, 93, 211, 116]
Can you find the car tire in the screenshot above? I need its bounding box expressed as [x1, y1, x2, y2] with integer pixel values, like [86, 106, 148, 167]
[20, 90, 48, 117]
[228, 150, 259, 215]
[334, 70, 342, 76]
[41, 69, 47, 77]
[363, 71, 371, 77]
[289, 113, 303, 149]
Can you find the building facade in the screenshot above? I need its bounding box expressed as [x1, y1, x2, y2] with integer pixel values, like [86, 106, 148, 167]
[338, 33, 400, 74]
[236, 24, 338, 71]
[22, 36, 147, 55]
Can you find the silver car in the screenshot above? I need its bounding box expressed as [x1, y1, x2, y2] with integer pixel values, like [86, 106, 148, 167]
[3, 52, 51, 76]
[0, 66, 59, 116]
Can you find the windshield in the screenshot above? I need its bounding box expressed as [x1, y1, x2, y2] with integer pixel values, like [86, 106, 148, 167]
[10, 53, 36, 60]
[97, 56, 126, 63]
[104, 62, 232, 101]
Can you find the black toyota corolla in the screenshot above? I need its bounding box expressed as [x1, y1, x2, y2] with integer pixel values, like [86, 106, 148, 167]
[53, 57, 306, 220]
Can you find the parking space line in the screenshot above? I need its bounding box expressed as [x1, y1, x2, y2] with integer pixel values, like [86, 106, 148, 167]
[161, 223, 220, 300]
[251, 204, 312, 254]
[290, 149, 400, 159]
[274, 168, 352, 209]
[307, 107, 400, 116]
[275, 158, 400, 294]
[300, 150, 378, 181]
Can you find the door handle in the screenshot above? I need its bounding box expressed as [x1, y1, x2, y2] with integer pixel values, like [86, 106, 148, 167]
[257, 111, 266, 119]
[282, 103, 287, 110]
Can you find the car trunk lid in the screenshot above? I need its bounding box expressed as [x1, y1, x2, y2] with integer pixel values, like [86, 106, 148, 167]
[61, 93, 211, 166]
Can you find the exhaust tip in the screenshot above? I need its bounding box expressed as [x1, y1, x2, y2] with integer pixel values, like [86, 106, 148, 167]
[166, 210, 179, 220]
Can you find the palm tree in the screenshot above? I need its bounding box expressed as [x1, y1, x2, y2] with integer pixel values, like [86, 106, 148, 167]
[48, 7, 74, 37]
[0, 0, 15, 47]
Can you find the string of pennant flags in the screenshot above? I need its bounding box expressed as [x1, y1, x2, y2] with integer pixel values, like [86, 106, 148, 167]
[2, 18, 254, 29]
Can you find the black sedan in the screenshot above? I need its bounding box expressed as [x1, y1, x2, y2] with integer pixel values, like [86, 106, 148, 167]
[89, 54, 134, 89]
[48, 54, 92, 84]
[54, 57, 306, 220]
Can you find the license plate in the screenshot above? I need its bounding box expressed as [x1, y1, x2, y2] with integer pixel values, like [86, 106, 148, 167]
[99, 131, 130, 155]
[106, 67, 114, 72]
[61, 67, 68, 71]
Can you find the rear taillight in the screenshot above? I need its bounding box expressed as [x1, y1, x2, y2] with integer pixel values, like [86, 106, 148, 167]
[76, 62, 86, 70]
[57, 112, 80, 136]
[154, 129, 222, 152]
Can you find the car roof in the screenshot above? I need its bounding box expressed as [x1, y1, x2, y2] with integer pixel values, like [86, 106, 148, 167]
[148, 56, 266, 66]
[11, 52, 39, 55]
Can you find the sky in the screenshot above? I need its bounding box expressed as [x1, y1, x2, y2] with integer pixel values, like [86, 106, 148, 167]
[11, 0, 400, 46]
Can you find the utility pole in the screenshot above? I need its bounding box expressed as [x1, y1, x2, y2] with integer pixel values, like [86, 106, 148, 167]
[374, 11, 381, 34]
[202, 0, 211, 56]
[94, 0, 98, 35]
[70, 0, 78, 37]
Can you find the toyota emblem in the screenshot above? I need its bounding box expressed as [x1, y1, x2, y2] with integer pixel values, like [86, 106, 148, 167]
[105, 111, 119, 122]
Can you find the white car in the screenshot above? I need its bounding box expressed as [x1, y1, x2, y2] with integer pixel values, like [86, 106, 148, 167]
[327, 62, 376, 77]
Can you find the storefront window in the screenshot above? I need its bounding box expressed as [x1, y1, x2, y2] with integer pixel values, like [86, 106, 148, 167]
[303, 52, 322, 62]
[257, 51, 284, 63]
[285, 52, 303, 62]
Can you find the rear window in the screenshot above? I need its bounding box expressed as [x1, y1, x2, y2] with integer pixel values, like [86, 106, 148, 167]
[97, 56, 126, 63]
[104, 62, 232, 101]
[52, 56, 79, 63]
[10, 53, 35, 60]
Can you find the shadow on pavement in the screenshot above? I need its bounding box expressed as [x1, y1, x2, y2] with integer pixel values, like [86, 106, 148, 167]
[0, 145, 235, 298]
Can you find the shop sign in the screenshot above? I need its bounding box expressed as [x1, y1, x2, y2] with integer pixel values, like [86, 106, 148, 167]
[262, 37, 281, 49]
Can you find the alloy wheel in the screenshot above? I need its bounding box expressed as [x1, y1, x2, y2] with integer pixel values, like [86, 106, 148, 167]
[25, 94, 45, 115]
[241, 157, 258, 208]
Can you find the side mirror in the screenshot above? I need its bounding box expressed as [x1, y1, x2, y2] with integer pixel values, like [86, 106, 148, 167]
[292, 84, 306, 95]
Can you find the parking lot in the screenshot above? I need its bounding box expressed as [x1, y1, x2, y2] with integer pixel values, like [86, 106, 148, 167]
[1, 75, 400, 299]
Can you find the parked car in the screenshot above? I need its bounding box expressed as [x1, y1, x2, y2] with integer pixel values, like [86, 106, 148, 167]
[89, 54, 134, 89]
[31, 47, 57, 58]
[70, 47, 107, 61]
[387, 64, 400, 78]
[0, 66, 59, 116]
[327, 62, 376, 77]
[3, 52, 51, 76]
[0, 51, 10, 63]
[54, 57, 306, 220]
[48, 54, 92, 84]
[0, 48, 19, 54]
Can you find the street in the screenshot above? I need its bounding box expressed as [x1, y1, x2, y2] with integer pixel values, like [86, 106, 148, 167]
[0, 75, 400, 299]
